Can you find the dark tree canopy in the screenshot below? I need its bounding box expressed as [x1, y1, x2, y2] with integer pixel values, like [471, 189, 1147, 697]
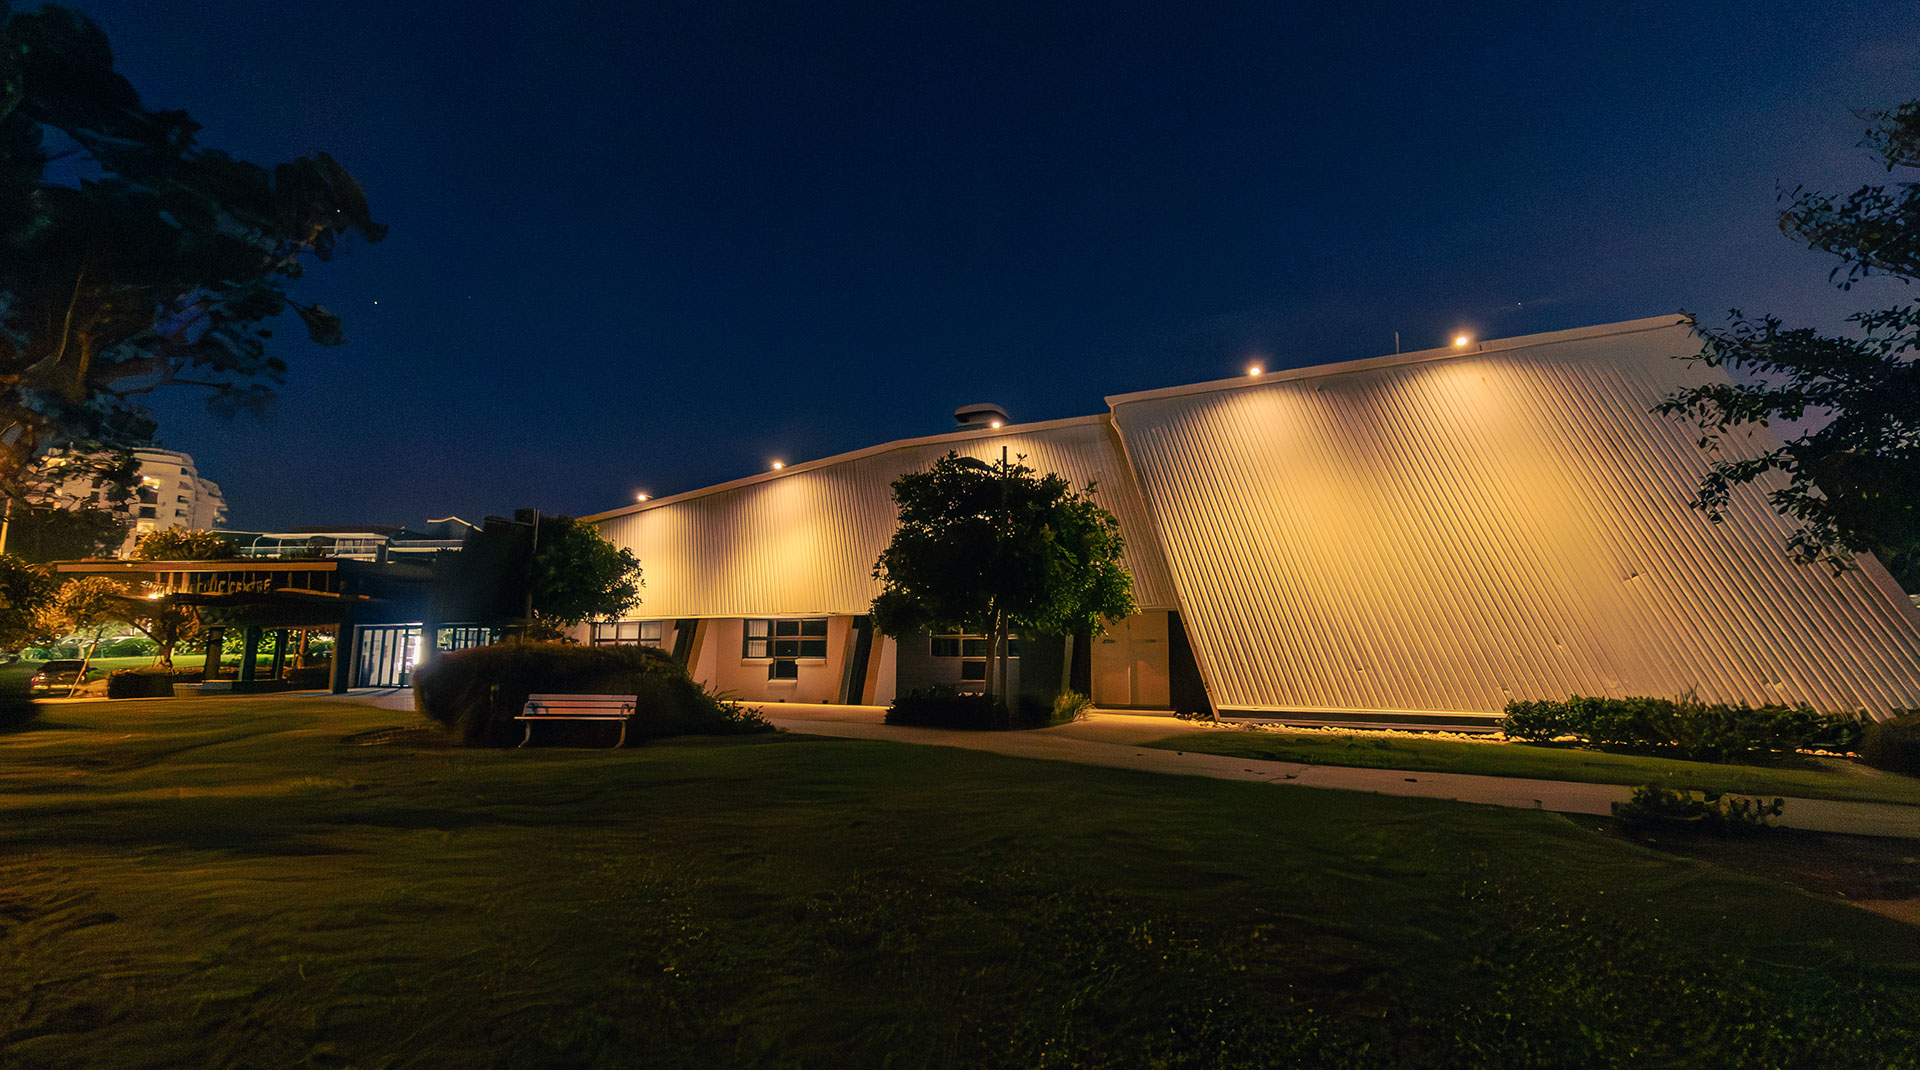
[530, 514, 643, 629]
[0, 3, 384, 506]
[871, 451, 1136, 698]
[1658, 99, 1920, 589]
[0, 550, 51, 649]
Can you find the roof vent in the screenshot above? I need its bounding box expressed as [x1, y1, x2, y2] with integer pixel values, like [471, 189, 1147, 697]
[954, 402, 1010, 429]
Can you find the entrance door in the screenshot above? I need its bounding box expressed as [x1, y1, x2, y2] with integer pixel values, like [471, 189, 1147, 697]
[355, 625, 420, 688]
[1091, 612, 1171, 708]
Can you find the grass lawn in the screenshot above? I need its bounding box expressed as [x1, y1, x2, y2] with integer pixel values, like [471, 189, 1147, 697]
[1149, 727, 1920, 807]
[3, 698, 1918, 1069]
[0, 655, 286, 689]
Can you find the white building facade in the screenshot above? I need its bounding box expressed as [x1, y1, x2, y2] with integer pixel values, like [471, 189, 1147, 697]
[583, 316, 1920, 725]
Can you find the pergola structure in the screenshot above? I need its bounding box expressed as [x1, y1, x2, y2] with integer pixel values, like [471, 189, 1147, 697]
[52, 557, 489, 691]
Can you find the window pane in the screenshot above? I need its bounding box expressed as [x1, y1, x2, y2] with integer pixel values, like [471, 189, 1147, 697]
[775, 620, 801, 637]
[799, 639, 827, 658]
[960, 660, 987, 681]
[1006, 638, 1023, 658]
[639, 621, 663, 642]
[769, 659, 798, 679]
[962, 638, 988, 658]
[746, 620, 769, 638]
[931, 636, 961, 658]
[773, 638, 800, 657]
[745, 638, 768, 658]
[800, 618, 827, 637]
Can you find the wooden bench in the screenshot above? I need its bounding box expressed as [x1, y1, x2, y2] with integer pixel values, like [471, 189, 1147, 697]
[516, 693, 638, 748]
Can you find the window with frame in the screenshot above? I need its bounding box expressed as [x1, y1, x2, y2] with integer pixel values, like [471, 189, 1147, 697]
[744, 618, 827, 680]
[591, 620, 666, 647]
[931, 631, 1020, 682]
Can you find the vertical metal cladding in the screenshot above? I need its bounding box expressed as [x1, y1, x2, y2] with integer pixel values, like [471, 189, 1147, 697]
[1109, 318, 1920, 717]
[589, 417, 1177, 620]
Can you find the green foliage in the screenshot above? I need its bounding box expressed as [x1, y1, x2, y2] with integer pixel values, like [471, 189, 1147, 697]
[530, 514, 643, 628]
[1050, 688, 1093, 725]
[1502, 694, 1862, 761]
[883, 684, 1055, 730]
[2, 502, 130, 562]
[1657, 99, 1920, 587]
[0, 551, 54, 649]
[130, 528, 237, 560]
[871, 451, 1135, 699]
[411, 641, 768, 746]
[0, 5, 383, 505]
[1860, 710, 1920, 776]
[32, 574, 200, 664]
[1612, 784, 1784, 834]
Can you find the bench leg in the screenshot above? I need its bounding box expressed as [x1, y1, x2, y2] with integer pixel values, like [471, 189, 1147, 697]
[613, 720, 628, 749]
[519, 721, 533, 748]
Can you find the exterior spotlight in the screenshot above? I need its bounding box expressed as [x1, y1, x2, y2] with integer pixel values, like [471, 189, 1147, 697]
[989, 420, 1003, 429]
[1453, 334, 1471, 347]
[635, 493, 650, 502]
[1247, 364, 1263, 377]
[771, 460, 785, 470]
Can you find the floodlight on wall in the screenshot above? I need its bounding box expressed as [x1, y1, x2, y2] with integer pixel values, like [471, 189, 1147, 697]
[1247, 364, 1263, 377]
[1453, 334, 1472, 347]
[770, 460, 785, 470]
[989, 420, 1003, 429]
[635, 493, 650, 502]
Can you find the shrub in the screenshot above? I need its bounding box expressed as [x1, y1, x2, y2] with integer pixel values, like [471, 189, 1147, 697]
[1860, 711, 1920, 777]
[107, 668, 177, 698]
[1501, 699, 1571, 742]
[1612, 784, 1783, 834]
[884, 686, 1056, 730]
[1050, 689, 1093, 726]
[412, 642, 773, 746]
[1502, 694, 1862, 762]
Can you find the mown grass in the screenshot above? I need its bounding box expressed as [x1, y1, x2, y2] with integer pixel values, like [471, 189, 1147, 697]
[1149, 728, 1920, 807]
[2, 698, 1917, 1069]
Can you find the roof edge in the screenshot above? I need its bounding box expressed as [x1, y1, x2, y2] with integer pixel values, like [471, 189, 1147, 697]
[1104, 313, 1693, 409]
[583, 413, 1111, 523]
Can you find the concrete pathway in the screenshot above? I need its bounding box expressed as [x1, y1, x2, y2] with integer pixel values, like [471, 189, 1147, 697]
[751, 703, 1920, 840]
[291, 691, 1920, 840]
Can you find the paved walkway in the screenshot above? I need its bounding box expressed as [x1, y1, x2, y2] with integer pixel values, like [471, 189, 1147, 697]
[313, 690, 1920, 840]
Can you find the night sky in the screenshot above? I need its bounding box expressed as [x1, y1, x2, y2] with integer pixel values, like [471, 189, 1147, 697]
[64, 1, 1920, 530]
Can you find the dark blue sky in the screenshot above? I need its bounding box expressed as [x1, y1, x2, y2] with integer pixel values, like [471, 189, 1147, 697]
[67, 1, 1920, 529]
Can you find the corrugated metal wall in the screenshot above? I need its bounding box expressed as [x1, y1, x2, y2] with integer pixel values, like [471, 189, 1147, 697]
[590, 418, 1177, 619]
[1110, 319, 1920, 717]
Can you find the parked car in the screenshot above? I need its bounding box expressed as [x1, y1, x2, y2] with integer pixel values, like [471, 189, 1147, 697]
[28, 659, 87, 694]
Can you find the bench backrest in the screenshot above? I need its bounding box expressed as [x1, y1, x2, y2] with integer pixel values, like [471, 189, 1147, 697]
[522, 693, 636, 716]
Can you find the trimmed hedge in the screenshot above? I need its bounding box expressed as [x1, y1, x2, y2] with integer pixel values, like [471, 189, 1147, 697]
[885, 685, 1056, 730]
[1501, 695, 1863, 762]
[107, 668, 183, 698]
[412, 642, 772, 747]
[0, 692, 36, 732]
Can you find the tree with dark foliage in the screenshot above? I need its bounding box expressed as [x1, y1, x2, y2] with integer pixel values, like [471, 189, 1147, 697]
[0, 3, 384, 511]
[871, 451, 1135, 702]
[1658, 99, 1920, 589]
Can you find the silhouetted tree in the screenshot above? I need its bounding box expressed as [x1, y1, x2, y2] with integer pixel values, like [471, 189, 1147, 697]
[871, 451, 1136, 702]
[130, 528, 236, 560]
[0, 4, 384, 509]
[1658, 98, 1920, 589]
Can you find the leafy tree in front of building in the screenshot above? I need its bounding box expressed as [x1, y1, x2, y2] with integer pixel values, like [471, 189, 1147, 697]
[528, 515, 643, 631]
[871, 451, 1136, 706]
[131, 528, 238, 561]
[0, 552, 55, 651]
[1657, 98, 1920, 589]
[0, 5, 384, 513]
